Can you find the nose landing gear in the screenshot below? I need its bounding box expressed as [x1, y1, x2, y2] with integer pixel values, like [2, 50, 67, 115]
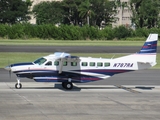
[15, 83, 22, 89]
[15, 77, 22, 89]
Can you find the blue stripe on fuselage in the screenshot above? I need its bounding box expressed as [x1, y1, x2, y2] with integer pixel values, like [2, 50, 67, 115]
[15, 69, 133, 77]
[11, 62, 33, 67]
[15, 69, 133, 83]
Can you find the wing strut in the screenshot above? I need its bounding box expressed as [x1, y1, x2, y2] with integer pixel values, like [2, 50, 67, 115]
[59, 58, 63, 74]
[53, 52, 80, 74]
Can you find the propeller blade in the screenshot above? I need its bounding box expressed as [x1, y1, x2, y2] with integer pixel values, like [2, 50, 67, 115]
[8, 60, 11, 78]
[9, 69, 11, 79]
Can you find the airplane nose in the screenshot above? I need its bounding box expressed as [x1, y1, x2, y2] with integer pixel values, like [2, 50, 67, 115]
[5, 65, 12, 78]
[5, 66, 11, 71]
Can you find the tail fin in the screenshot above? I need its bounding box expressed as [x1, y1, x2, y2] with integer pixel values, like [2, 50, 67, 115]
[138, 34, 158, 54]
[114, 34, 158, 67]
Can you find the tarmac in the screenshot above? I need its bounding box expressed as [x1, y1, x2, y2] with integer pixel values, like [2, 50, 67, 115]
[1, 82, 160, 120]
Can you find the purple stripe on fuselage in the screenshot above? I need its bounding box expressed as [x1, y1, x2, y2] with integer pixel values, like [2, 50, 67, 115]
[73, 69, 132, 76]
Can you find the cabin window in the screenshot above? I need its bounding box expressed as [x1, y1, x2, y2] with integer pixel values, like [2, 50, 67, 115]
[71, 62, 77, 66]
[54, 61, 59, 66]
[82, 62, 88, 66]
[90, 62, 95, 66]
[63, 61, 67, 66]
[45, 61, 52, 66]
[104, 62, 110, 67]
[97, 62, 103, 67]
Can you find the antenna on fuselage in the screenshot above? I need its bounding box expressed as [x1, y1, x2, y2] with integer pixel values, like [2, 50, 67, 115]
[111, 54, 115, 59]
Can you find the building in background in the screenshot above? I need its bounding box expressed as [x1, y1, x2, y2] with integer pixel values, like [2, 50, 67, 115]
[30, 0, 132, 27]
[112, 0, 131, 28]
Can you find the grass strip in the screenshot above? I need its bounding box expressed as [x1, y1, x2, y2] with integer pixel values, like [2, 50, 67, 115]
[1, 39, 159, 46]
[1, 52, 159, 69]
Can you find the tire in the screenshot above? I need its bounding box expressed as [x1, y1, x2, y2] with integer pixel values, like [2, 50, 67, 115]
[15, 83, 22, 89]
[63, 82, 73, 90]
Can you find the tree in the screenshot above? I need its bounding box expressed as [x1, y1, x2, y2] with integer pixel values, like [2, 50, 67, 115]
[0, 0, 32, 24]
[90, 0, 117, 27]
[62, 0, 117, 27]
[130, 0, 160, 28]
[32, 1, 63, 25]
[32, 0, 117, 27]
[61, 0, 82, 25]
[78, 0, 94, 25]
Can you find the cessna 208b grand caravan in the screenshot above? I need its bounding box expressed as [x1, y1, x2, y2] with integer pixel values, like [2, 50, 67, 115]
[5, 34, 158, 90]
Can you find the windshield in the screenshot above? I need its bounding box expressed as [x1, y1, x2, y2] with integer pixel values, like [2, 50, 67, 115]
[34, 57, 47, 65]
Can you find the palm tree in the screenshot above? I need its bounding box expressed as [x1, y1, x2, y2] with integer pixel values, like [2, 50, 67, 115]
[78, 0, 94, 25]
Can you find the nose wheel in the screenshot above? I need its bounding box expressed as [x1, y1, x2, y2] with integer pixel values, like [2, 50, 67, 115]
[15, 83, 22, 89]
[15, 77, 22, 89]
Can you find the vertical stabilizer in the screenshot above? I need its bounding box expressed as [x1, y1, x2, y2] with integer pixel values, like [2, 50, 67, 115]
[114, 34, 158, 67]
[138, 34, 157, 54]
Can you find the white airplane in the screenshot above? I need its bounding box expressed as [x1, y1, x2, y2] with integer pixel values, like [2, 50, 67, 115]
[5, 34, 158, 90]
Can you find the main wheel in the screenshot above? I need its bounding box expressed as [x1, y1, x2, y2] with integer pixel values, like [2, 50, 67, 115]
[15, 83, 22, 89]
[62, 82, 73, 90]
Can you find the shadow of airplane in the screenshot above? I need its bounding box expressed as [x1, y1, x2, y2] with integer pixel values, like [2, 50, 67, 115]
[10, 84, 155, 92]
[10, 84, 127, 92]
[135, 86, 155, 90]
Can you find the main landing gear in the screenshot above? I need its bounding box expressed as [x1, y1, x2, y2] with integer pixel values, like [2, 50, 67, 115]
[62, 82, 73, 90]
[15, 77, 22, 89]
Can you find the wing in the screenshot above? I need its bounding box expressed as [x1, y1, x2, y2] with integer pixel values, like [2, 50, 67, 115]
[54, 52, 80, 74]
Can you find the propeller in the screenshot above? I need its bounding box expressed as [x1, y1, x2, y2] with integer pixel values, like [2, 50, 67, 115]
[5, 60, 12, 78]
[9, 66, 11, 79]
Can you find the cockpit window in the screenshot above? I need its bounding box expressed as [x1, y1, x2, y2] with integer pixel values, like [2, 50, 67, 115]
[34, 58, 47, 65]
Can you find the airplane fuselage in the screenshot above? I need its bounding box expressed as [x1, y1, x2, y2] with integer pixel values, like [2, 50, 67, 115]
[10, 56, 150, 83]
